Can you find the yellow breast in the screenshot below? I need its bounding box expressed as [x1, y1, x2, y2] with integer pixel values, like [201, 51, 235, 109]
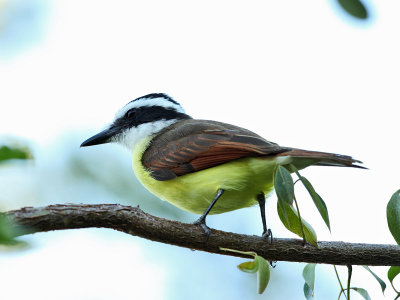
[132, 136, 278, 215]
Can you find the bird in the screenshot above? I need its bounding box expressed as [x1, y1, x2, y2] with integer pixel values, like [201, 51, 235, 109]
[81, 93, 364, 239]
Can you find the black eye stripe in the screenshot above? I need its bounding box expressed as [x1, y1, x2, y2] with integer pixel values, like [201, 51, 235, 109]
[114, 105, 191, 129]
[135, 106, 190, 123]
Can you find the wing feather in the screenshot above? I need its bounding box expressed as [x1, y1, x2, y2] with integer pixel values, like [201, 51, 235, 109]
[142, 119, 288, 180]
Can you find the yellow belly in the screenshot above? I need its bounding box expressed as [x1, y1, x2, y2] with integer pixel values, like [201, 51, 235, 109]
[132, 137, 278, 215]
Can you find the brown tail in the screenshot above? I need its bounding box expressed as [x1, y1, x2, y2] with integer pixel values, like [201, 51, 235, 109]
[276, 148, 366, 170]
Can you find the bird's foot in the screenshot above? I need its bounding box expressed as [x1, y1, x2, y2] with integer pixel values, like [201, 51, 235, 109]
[194, 217, 211, 242]
[269, 261, 277, 268]
[262, 229, 275, 266]
[262, 228, 273, 244]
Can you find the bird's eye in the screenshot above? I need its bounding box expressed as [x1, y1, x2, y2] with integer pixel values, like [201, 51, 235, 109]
[126, 109, 136, 119]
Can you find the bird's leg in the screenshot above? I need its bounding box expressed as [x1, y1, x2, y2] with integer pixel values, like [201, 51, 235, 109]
[257, 193, 276, 267]
[256, 192, 273, 243]
[194, 189, 225, 241]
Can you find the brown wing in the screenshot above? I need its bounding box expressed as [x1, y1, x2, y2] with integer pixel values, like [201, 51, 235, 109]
[142, 119, 289, 181]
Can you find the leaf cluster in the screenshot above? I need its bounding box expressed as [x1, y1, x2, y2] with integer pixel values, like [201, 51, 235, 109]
[231, 166, 400, 299]
[0, 143, 32, 247]
[0, 145, 32, 163]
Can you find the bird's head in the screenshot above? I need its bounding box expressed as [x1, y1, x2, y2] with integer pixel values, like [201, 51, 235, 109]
[81, 93, 191, 149]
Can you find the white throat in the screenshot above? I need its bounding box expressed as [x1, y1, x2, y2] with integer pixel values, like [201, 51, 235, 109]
[113, 119, 178, 150]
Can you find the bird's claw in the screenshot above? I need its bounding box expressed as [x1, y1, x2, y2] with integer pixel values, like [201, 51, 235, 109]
[269, 260, 277, 268]
[194, 217, 211, 242]
[262, 229, 273, 244]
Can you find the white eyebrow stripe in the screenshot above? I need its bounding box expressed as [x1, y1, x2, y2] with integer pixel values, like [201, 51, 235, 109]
[114, 98, 185, 120]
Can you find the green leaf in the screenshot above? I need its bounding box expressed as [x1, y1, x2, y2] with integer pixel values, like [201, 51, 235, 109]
[274, 166, 294, 222]
[277, 201, 318, 247]
[303, 283, 313, 300]
[220, 247, 270, 294]
[303, 263, 316, 299]
[274, 166, 294, 205]
[277, 200, 289, 224]
[351, 287, 371, 300]
[387, 190, 400, 245]
[337, 0, 368, 19]
[292, 166, 331, 231]
[0, 145, 32, 163]
[238, 261, 258, 273]
[254, 256, 270, 294]
[388, 266, 400, 291]
[0, 214, 23, 245]
[219, 247, 256, 257]
[388, 266, 400, 284]
[362, 266, 386, 294]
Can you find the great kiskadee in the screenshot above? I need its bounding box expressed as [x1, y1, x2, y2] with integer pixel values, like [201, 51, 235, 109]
[81, 93, 364, 238]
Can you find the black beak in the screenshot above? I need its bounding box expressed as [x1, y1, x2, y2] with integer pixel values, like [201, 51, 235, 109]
[80, 127, 120, 147]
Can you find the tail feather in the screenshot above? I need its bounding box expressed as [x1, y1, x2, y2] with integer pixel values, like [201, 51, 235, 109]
[276, 148, 366, 170]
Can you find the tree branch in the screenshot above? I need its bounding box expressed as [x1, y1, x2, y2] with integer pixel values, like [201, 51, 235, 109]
[4, 204, 400, 266]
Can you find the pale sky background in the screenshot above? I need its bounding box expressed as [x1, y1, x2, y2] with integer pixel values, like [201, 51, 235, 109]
[1, 0, 400, 299]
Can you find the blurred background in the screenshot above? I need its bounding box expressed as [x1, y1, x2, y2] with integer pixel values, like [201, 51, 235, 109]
[0, 0, 399, 299]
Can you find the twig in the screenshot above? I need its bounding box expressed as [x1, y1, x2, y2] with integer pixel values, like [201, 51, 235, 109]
[334, 266, 348, 300]
[347, 265, 353, 300]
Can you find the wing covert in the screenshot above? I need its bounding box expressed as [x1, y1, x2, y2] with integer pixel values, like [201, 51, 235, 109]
[142, 120, 288, 181]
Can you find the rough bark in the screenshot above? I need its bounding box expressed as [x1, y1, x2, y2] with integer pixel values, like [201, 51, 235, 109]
[4, 204, 400, 266]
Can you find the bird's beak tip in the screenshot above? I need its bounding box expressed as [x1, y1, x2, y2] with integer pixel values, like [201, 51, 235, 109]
[80, 138, 97, 148]
[80, 128, 116, 148]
